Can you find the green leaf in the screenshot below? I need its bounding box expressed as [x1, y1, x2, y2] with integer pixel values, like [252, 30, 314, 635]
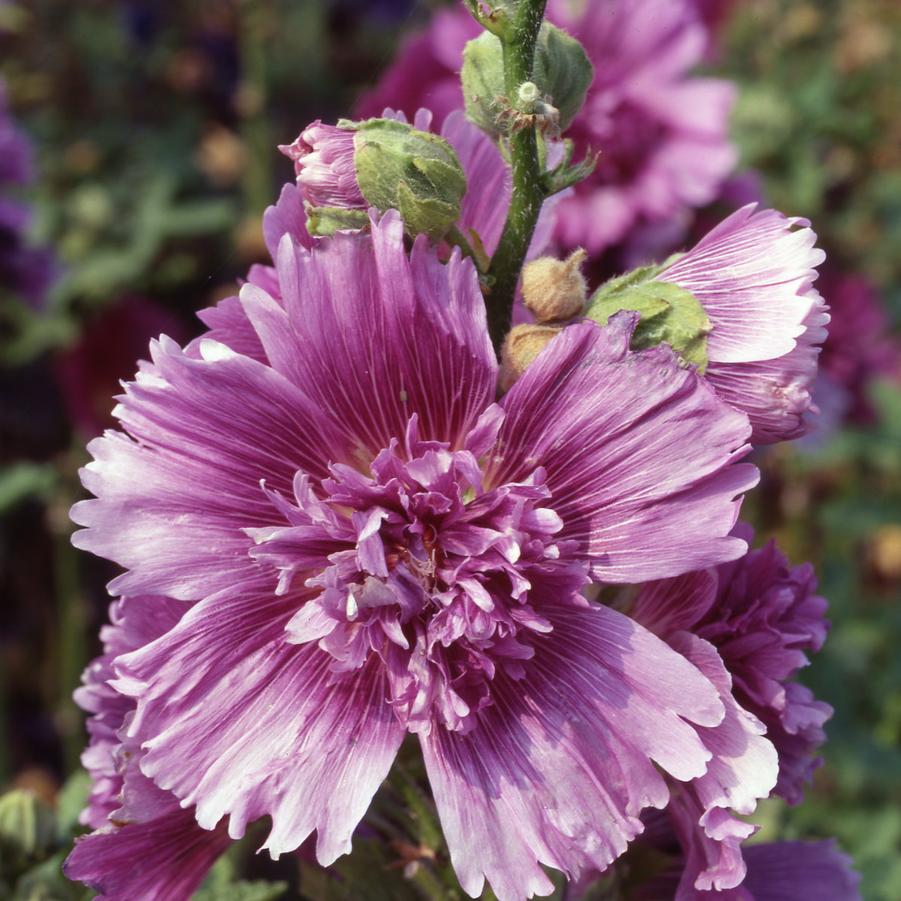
[0, 464, 59, 513]
[586, 263, 711, 372]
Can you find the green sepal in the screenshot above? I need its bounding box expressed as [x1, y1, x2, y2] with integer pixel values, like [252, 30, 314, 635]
[0, 789, 57, 871]
[461, 23, 593, 137]
[350, 119, 466, 240]
[586, 258, 711, 373]
[306, 206, 370, 237]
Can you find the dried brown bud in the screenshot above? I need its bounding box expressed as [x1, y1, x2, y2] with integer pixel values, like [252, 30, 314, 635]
[499, 324, 562, 392]
[521, 248, 588, 323]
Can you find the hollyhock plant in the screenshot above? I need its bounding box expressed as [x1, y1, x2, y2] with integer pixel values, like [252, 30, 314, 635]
[66, 206, 763, 900]
[589, 204, 829, 444]
[357, 0, 737, 254]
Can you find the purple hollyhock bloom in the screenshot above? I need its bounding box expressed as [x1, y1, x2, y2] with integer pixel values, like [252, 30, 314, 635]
[654, 204, 828, 444]
[357, 0, 737, 254]
[632, 524, 832, 811]
[67, 206, 760, 899]
[65, 594, 232, 899]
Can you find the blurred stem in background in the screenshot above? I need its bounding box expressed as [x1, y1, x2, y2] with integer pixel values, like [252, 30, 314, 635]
[51, 460, 87, 777]
[237, 0, 272, 217]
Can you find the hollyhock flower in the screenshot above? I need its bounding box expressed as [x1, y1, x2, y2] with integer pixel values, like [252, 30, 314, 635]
[655, 204, 828, 444]
[632, 525, 832, 808]
[65, 594, 232, 899]
[69, 208, 759, 900]
[357, 0, 737, 254]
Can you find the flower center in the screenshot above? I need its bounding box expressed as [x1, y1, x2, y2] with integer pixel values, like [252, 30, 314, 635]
[248, 416, 587, 734]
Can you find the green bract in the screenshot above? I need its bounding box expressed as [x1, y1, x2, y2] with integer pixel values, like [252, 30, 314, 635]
[585, 261, 712, 373]
[461, 24, 593, 137]
[346, 118, 467, 240]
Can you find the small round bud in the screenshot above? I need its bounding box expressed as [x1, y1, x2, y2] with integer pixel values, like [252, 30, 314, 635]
[499, 324, 561, 392]
[517, 81, 540, 110]
[521, 248, 588, 323]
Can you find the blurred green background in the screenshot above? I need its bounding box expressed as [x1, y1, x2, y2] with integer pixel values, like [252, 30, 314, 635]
[0, 1, 899, 898]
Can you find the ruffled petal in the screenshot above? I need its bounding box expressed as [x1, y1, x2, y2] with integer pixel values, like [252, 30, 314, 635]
[71, 338, 346, 599]
[419, 603, 724, 900]
[658, 204, 826, 365]
[241, 211, 496, 455]
[114, 579, 405, 862]
[65, 774, 231, 901]
[490, 314, 757, 583]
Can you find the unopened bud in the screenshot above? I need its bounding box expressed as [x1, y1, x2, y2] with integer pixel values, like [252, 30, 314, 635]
[521, 249, 588, 323]
[0, 788, 56, 868]
[517, 81, 541, 110]
[280, 118, 467, 240]
[500, 323, 561, 391]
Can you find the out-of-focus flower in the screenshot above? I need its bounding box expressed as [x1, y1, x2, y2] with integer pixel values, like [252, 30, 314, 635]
[653, 204, 827, 444]
[65, 594, 232, 899]
[0, 80, 55, 306]
[816, 269, 899, 426]
[738, 840, 861, 900]
[357, 0, 737, 254]
[55, 297, 188, 438]
[67, 204, 760, 899]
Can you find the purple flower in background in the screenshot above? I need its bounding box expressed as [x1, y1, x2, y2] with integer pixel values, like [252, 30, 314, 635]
[357, 0, 737, 254]
[738, 840, 861, 900]
[817, 269, 900, 426]
[0, 79, 55, 306]
[55, 296, 189, 438]
[633, 525, 832, 808]
[68, 206, 760, 899]
[630, 529, 833, 894]
[65, 594, 232, 899]
[656, 204, 828, 444]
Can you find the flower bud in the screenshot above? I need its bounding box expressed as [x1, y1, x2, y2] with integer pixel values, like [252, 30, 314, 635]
[521, 248, 588, 323]
[585, 262, 712, 372]
[279, 121, 363, 209]
[500, 323, 561, 391]
[462, 23, 593, 137]
[281, 118, 467, 240]
[0, 788, 56, 868]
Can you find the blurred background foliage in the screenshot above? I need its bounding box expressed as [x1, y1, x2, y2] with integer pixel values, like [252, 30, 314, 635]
[0, 0, 899, 898]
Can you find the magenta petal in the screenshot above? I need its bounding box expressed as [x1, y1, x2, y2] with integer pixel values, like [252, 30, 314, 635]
[420, 603, 723, 900]
[71, 338, 345, 599]
[64, 804, 231, 901]
[491, 314, 757, 583]
[255, 211, 496, 454]
[114, 579, 404, 862]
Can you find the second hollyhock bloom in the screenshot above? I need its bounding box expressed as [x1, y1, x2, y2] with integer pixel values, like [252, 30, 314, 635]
[655, 204, 829, 443]
[631, 526, 833, 896]
[68, 207, 759, 900]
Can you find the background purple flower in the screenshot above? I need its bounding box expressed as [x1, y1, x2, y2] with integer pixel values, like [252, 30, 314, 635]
[357, 0, 737, 255]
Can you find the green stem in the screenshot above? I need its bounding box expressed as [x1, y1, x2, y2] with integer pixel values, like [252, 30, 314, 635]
[485, 0, 549, 353]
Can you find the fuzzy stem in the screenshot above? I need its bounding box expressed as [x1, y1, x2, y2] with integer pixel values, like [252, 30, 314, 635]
[485, 0, 549, 352]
